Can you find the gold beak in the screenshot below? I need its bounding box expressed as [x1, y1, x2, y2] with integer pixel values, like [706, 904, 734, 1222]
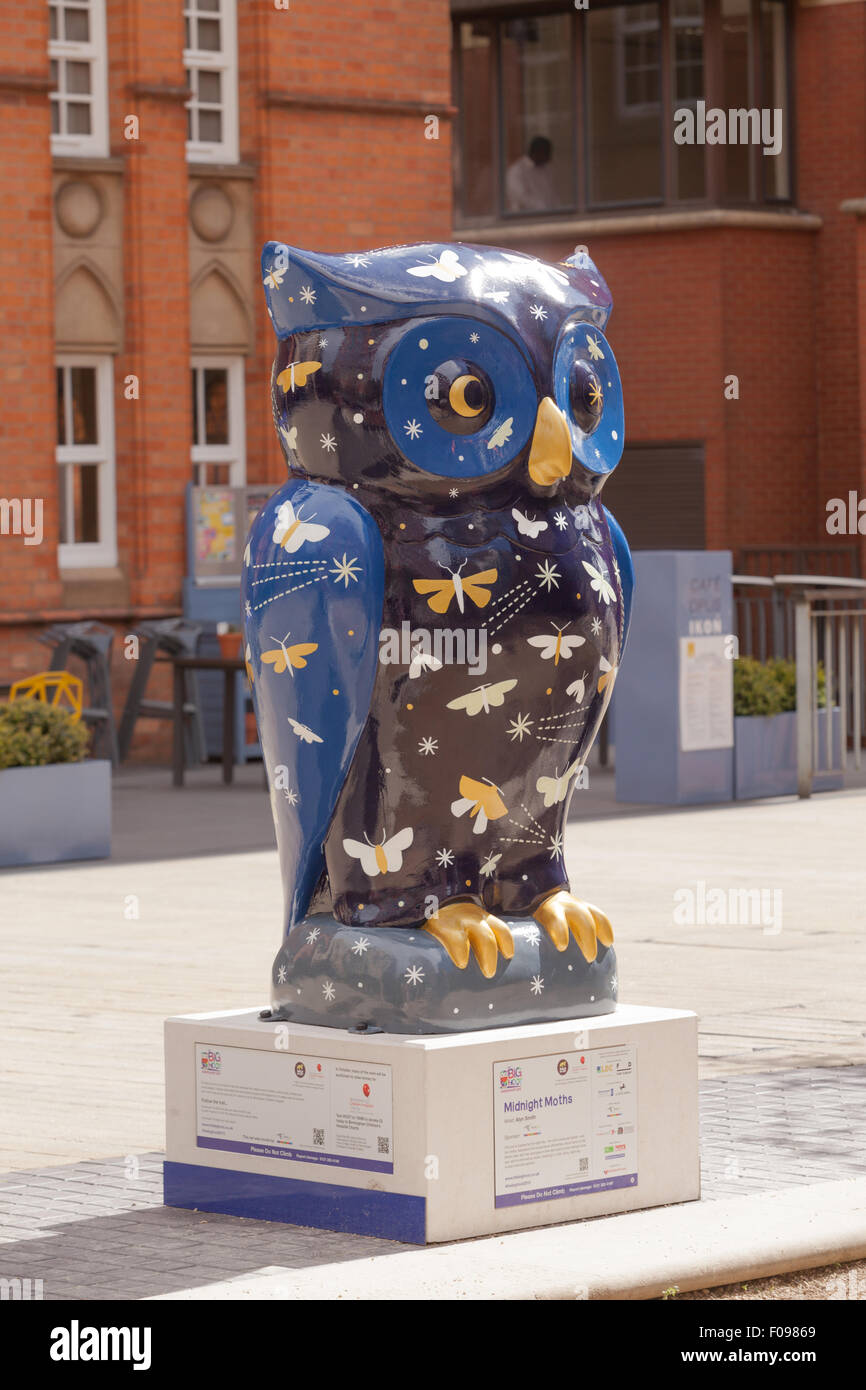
[527, 397, 572, 487]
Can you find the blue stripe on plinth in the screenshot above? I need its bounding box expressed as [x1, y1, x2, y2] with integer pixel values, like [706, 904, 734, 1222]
[164, 1161, 427, 1245]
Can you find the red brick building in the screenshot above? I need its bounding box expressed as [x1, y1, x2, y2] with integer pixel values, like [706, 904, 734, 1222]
[1, 0, 864, 745]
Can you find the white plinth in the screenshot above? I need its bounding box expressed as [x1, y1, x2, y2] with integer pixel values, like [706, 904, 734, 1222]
[165, 1004, 699, 1244]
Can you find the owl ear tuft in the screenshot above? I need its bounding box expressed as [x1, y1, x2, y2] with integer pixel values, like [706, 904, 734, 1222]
[261, 240, 410, 338]
[560, 250, 613, 329]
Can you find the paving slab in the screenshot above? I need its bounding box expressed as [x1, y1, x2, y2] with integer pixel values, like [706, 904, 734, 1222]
[2, 769, 865, 1170]
[1, 1067, 865, 1299]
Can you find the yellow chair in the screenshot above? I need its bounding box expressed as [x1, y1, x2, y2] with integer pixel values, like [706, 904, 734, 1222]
[9, 671, 84, 722]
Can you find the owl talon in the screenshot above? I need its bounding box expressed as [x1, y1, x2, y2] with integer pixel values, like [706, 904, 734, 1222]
[423, 901, 514, 979]
[534, 890, 614, 964]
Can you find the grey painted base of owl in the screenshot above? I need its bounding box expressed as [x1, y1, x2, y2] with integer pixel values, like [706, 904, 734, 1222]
[267, 915, 617, 1035]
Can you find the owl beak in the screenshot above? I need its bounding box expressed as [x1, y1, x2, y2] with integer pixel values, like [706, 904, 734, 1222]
[527, 397, 572, 487]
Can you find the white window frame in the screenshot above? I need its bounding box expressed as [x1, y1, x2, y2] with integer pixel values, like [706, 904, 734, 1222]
[183, 0, 239, 164]
[616, 4, 662, 119]
[48, 0, 109, 158]
[56, 354, 117, 569]
[191, 356, 246, 486]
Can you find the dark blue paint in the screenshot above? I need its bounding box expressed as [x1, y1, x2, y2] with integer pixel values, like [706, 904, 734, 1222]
[164, 1160, 426, 1244]
[245, 240, 633, 1031]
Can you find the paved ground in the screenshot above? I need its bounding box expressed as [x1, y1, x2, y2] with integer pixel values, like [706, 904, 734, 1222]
[1, 762, 864, 1297]
[2, 1067, 865, 1300]
[2, 764, 864, 1169]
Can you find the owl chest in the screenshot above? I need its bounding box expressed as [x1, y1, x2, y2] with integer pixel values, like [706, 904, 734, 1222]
[377, 533, 617, 711]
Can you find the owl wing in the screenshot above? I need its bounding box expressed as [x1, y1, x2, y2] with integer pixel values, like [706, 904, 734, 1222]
[602, 505, 634, 654]
[242, 478, 385, 930]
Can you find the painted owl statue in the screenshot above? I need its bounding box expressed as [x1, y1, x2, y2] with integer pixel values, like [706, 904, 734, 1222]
[243, 241, 634, 1034]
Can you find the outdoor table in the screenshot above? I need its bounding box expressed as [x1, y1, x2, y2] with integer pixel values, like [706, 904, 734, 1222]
[171, 654, 245, 787]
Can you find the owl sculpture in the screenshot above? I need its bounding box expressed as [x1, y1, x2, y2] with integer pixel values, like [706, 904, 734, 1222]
[243, 241, 634, 1034]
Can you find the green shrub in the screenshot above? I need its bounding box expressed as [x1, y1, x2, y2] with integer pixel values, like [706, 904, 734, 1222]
[0, 699, 91, 769]
[733, 657, 826, 717]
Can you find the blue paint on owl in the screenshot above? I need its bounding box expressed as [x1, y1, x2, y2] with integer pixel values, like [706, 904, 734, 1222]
[245, 240, 635, 1033]
[381, 315, 537, 478]
[242, 478, 385, 933]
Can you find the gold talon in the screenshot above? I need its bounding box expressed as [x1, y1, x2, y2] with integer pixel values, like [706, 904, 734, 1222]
[424, 900, 514, 978]
[534, 890, 614, 964]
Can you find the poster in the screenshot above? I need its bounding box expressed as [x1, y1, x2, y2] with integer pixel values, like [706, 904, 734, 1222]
[493, 1044, 637, 1208]
[195, 488, 237, 566]
[196, 1043, 393, 1174]
[678, 634, 734, 752]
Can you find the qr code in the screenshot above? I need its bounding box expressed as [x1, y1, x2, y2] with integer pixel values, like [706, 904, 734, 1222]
[377, 1136, 390, 1155]
[312, 1128, 325, 1147]
[579, 1157, 589, 1172]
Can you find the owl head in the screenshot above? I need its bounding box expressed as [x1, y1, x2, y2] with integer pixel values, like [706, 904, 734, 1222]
[261, 241, 624, 502]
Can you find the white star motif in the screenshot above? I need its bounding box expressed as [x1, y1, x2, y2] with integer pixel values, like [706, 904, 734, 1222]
[553, 511, 568, 531]
[284, 787, 299, 806]
[449, 488, 459, 499]
[344, 253, 371, 268]
[507, 713, 534, 742]
[590, 616, 602, 637]
[351, 936, 370, 956]
[530, 974, 545, 996]
[609, 974, 618, 993]
[480, 852, 502, 877]
[299, 285, 316, 305]
[520, 925, 541, 945]
[306, 927, 320, 945]
[330, 553, 361, 586]
[404, 419, 423, 440]
[435, 848, 454, 867]
[244, 600, 252, 616]
[322, 981, 336, 1001]
[404, 964, 425, 986]
[318, 336, 328, 348]
[418, 737, 438, 756]
[469, 332, 480, 344]
[320, 433, 336, 453]
[529, 303, 548, 322]
[587, 334, 605, 361]
[277, 964, 287, 984]
[536, 559, 561, 592]
[548, 832, 564, 859]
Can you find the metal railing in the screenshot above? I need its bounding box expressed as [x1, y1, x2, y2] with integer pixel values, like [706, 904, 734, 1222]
[734, 574, 866, 796]
[792, 579, 866, 796]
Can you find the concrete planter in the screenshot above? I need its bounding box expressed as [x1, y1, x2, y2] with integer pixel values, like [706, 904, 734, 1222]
[0, 760, 111, 867]
[734, 709, 842, 800]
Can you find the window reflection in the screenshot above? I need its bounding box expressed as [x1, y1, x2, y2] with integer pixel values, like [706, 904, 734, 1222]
[502, 14, 574, 214]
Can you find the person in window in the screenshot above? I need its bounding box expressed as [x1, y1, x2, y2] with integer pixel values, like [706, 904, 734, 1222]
[506, 135, 556, 213]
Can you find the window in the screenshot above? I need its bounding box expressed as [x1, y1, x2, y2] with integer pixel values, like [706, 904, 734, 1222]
[56, 356, 116, 568]
[588, 5, 662, 205]
[48, 0, 108, 157]
[184, 0, 238, 164]
[453, 1, 792, 222]
[191, 358, 246, 485]
[502, 15, 575, 214]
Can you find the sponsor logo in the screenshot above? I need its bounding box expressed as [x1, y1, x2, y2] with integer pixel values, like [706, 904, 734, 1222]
[499, 1065, 522, 1091]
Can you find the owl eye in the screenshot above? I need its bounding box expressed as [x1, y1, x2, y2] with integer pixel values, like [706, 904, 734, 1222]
[570, 359, 604, 435]
[425, 358, 494, 435]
